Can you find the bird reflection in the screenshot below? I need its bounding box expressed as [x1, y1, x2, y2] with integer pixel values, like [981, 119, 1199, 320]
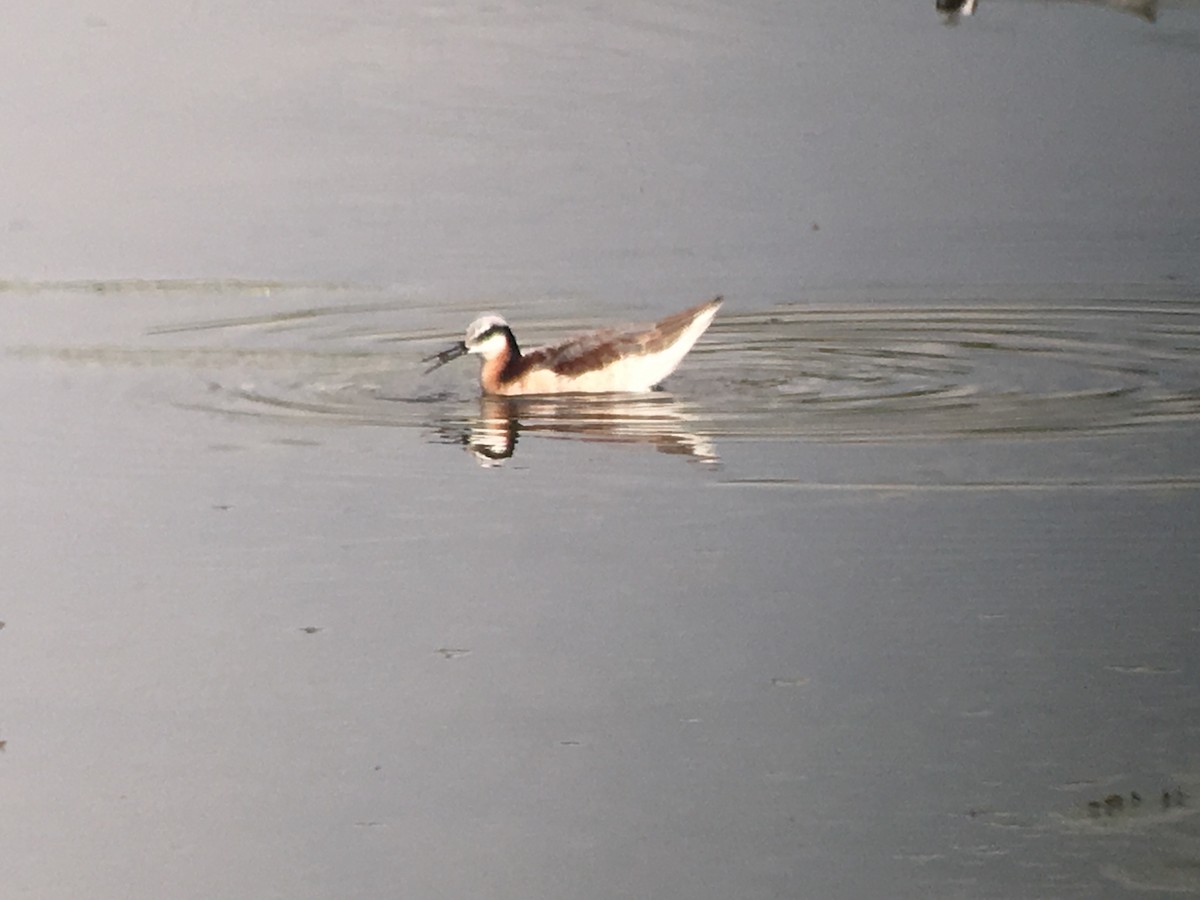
[936, 0, 1156, 22]
[432, 394, 720, 467]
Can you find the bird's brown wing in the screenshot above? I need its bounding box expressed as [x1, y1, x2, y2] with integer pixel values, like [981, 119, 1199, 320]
[512, 297, 722, 380]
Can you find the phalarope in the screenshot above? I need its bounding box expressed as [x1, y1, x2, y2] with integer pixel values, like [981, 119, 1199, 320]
[423, 296, 721, 395]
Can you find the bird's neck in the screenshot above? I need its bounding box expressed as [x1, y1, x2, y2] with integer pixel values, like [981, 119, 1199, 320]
[480, 332, 522, 393]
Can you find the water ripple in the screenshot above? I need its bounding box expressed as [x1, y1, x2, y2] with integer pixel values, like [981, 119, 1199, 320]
[685, 302, 1200, 441]
[144, 300, 1200, 440]
[16, 291, 1200, 468]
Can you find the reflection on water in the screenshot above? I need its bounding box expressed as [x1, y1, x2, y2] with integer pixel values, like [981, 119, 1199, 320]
[432, 394, 720, 467]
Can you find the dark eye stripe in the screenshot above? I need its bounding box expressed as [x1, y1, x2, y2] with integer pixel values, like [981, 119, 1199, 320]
[478, 325, 506, 341]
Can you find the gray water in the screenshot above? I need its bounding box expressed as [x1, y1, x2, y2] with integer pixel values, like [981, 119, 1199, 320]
[3, 2, 1200, 898]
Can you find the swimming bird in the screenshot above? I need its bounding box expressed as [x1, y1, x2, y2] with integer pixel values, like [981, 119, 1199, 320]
[423, 297, 722, 395]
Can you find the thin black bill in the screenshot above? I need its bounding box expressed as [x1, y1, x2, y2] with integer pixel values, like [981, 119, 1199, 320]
[422, 341, 468, 374]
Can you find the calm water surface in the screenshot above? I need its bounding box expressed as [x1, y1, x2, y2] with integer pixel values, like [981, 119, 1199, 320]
[3, 2, 1200, 899]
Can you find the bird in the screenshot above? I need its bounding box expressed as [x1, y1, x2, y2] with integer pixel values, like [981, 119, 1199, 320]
[423, 296, 721, 395]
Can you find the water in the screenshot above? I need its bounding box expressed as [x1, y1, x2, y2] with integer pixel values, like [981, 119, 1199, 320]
[3, 3, 1200, 898]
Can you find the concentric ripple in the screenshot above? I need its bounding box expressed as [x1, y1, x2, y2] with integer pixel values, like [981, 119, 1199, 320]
[162, 298, 1200, 448]
[14, 286, 1198, 470]
[688, 302, 1200, 441]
